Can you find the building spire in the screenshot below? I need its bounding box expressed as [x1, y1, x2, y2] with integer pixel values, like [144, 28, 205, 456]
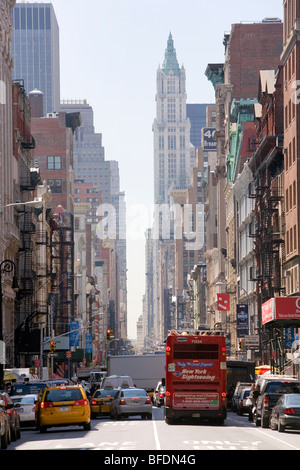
[162, 32, 180, 76]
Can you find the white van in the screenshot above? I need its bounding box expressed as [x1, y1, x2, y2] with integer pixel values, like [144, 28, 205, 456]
[102, 375, 134, 390]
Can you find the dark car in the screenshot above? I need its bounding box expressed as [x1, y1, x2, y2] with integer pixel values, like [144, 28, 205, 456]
[0, 392, 21, 441]
[254, 376, 300, 428]
[270, 394, 300, 432]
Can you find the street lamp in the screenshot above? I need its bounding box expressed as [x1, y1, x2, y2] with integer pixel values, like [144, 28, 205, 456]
[0, 198, 43, 214]
[0, 260, 19, 387]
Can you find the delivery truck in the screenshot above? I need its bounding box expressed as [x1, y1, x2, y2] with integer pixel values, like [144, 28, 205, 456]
[107, 354, 165, 398]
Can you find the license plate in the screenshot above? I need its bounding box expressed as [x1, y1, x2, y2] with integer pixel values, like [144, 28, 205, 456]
[101, 405, 110, 413]
[192, 413, 200, 418]
[60, 406, 68, 411]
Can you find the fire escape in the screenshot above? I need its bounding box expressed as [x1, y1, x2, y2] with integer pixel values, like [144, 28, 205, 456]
[50, 210, 75, 336]
[248, 136, 285, 367]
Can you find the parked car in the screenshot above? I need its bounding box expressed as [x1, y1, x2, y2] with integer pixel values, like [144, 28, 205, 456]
[11, 394, 37, 427]
[36, 385, 91, 433]
[90, 388, 119, 418]
[253, 375, 300, 428]
[236, 387, 251, 416]
[231, 382, 253, 412]
[110, 388, 152, 420]
[0, 398, 10, 449]
[153, 383, 165, 407]
[270, 393, 300, 433]
[0, 392, 21, 441]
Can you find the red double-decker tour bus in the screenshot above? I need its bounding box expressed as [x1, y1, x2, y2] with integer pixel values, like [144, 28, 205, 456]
[164, 330, 227, 425]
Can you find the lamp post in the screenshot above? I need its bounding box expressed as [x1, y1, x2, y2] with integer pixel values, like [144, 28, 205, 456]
[0, 260, 19, 387]
[0, 198, 43, 214]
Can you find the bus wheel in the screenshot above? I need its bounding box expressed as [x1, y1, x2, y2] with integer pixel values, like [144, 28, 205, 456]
[165, 417, 175, 425]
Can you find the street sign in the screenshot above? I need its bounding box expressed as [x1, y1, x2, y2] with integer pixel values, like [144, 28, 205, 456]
[48, 352, 58, 357]
[244, 335, 259, 350]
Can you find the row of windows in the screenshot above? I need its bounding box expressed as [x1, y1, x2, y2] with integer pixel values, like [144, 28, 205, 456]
[286, 224, 297, 255]
[284, 48, 296, 83]
[286, 181, 297, 212]
[284, 98, 296, 130]
[286, 265, 299, 295]
[285, 137, 296, 170]
[13, 6, 51, 30]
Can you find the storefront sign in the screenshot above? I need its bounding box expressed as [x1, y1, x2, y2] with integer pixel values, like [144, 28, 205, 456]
[262, 297, 300, 325]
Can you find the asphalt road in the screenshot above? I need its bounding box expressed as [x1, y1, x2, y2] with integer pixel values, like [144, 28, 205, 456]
[7, 408, 300, 453]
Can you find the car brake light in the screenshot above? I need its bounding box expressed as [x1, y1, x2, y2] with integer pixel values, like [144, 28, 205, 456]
[165, 391, 171, 406]
[91, 400, 97, 405]
[74, 399, 88, 406]
[159, 393, 164, 398]
[40, 402, 53, 409]
[120, 398, 126, 405]
[145, 397, 151, 404]
[283, 408, 295, 415]
[264, 396, 269, 406]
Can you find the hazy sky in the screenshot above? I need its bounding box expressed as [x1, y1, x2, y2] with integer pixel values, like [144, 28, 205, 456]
[44, 0, 284, 338]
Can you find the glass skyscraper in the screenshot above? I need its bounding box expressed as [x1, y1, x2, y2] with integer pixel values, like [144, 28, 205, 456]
[11, 2, 60, 116]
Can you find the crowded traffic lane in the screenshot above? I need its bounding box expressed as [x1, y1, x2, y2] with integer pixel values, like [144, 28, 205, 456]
[8, 408, 300, 451]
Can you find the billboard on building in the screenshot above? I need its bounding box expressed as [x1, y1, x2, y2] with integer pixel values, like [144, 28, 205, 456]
[262, 297, 300, 325]
[236, 304, 249, 337]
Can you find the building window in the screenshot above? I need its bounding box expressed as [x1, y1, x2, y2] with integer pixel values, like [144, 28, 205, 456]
[48, 179, 62, 193]
[48, 155, 61, 170]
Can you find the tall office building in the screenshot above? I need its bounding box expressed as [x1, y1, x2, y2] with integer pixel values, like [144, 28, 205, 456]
[153, 33, 191, 204]
[11, 2, 60, 115]
[186, 103, 212, 149]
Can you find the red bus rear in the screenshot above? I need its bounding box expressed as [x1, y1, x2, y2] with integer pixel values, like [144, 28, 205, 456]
[164, 331, 227, 425]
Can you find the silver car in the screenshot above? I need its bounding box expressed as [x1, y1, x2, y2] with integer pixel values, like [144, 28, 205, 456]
[11, 394, 37, 427]
[110, 388, 152, 420]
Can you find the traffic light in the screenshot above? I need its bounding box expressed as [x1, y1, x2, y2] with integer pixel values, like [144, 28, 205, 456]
[50, 340, 56, 352]
[238, 338, 243, 351]
[106, 329, 114, 340]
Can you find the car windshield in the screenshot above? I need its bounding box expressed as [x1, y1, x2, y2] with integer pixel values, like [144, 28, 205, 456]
[12, 396, 36, 404]
[267, 382, 300, 393]
[94, 389, 118, 398]
[121, 389, 147, 398]
[285, 395, 300, 407]
[45, 388, 83, 402]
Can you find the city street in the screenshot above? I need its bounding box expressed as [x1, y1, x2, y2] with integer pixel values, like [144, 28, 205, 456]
[8, 408, 300, 452]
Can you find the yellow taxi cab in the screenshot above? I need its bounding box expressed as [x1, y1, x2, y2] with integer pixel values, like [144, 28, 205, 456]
[36, 385, 91, 433]
[90, 388, 119, 418]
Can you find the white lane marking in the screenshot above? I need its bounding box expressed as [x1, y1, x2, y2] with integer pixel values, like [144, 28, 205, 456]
[228, 416, 300, 450]
[152, 417, 161, 450]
